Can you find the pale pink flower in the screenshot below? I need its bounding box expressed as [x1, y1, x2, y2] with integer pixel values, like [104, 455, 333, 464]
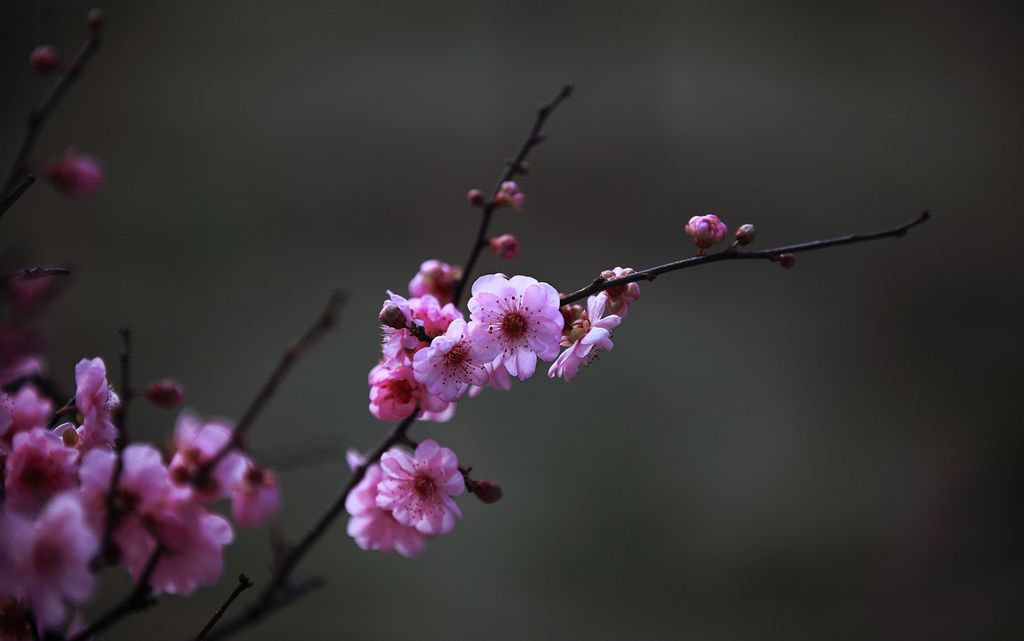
[549, 295, 621, 382]
[368, 365, 450, 422]
[596, 267, 641, 318]
[44, 150, 105, 198]
[345, 463, 425, 557]
[0, 494, 98, 628]
[489, 234, 520, 259]
[230, 462, 280, 528]
[377, 440, 464, 536]
[685, 214, 728, 253]
[408, 260, 462, 306]
[418, 403, 456, 423]
[4, 428, 79, 514]
[0, 385, 53, 444]
[467, 274, 564, 380]
[379, 291, 423, 367]
[412, 319, 491, 402]
[468, 356, 513, 398]
[408, 294, 462, 339]
[168, 412, 245, 500]
[494, 181, 525, 211]
[74, 358, 119, 449]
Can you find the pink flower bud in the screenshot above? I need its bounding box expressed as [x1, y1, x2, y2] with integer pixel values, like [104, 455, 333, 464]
[777, 253, 796, 269]
[493, 181, 525, 212]
[145, 379, 185, 408]
[488, 234, 520, 260]
[44, 150, 105, 198]
[735, 223, 756, 246]
[685, 214, 728, 253]
[466, 188, 485, 207]
[29, 45, 60, 73]
[378, 302, 407, 329]
[472, 480, 503, 504]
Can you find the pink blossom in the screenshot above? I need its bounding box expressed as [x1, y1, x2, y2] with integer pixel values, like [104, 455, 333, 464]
[685, 214, 728, 253]
[494, 181, 525, 211]
[408, 260, 462, 306]
[596, 267, 641, 318]
[377, 440, 464, 536]
[168, 413, 245, 500]
[368, 365, 450, 422]
[467, 274, 564, 380]
[345, 463, 425, 557]
[378, 291, 423, 367]
[230, 463, 280, 528]
[489, 234, 520, 259]
[418, 403, 456, 423]
[74, 358, 119, 449]
[469, 356, 513, 398]
[0, 494, 98, 629]
[4, 428, 79, 514]
[44, 150, 105, 198]
[0, 385, 54, 443]
[549, 295, 621, 382]
[408, 294, 462, 339]
[412, 319, 491, 402]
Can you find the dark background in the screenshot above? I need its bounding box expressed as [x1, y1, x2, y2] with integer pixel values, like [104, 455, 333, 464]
[2, 1, 1021, 639]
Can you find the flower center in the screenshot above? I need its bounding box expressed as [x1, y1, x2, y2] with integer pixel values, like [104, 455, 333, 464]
[389, 378, 415, 404]
[444, 343, 468, 366]
[413, 473, 436, 498]
[501, 312, 527, 338]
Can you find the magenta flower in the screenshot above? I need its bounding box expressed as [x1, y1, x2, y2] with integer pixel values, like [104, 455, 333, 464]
[489, 234, 520, 259]
[596, 267, 641, 318]
[408, 260, 463, 306]
[0, 493, 98, 628]
[378, 291, 424, 367]
[412, 319, 492, 402]
[376, 440, 464, 536]
[44, 150, 105, 198]
[467, 274, 564, 380]
[74, 357, 120, 449]
[549, 295, 621, 382]
[0, 385, 53, 444]
[231, 462, 280, 528]
[494, 181, 525, 211]
[368, 364, 450, 422]
[168, 412, 245, 500]
[345, 463, 425, 557]
[4, 428, 79, 514]
[685, 214, 728, 253]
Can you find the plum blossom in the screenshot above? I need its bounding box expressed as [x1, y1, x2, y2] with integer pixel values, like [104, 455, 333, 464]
[493, 181, 525, 211]
[168, 413, 245, 500]
[345, 462, 425, 557]
[368, 365, 450, 422]
[0, 493, 98, 629]
[4, 429, 79, 514]
[467, 274, 563, 380]
[44, 150, 105, 198]
[378, 292, 423, 366]
[231, 463, 280, 528]
[408, 294, 462, 339]
[0, 385, 53, 444]
[489, 234, 520, 259]
[596, 267, 641, 318]
[74, 358, 120, 449]
[408, 260, 462, 306]
[549, 295, 621, 382]
[685, 214, 728, 253]
[468, 357, 513, 398]
[377, 440, 464, 536]
[412, 319, 491, 402]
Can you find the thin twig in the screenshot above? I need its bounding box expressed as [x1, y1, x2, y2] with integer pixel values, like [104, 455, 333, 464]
[193, 574, 254, 641]
[560, 211, 932, 305]
[68, 545, 164, 641]
[0, 266, 71, 281]
[450, 83, 573, 308]
[1, 15, 102, 199]
[0, 175, 36, 221]
[96, 328, 132, 566]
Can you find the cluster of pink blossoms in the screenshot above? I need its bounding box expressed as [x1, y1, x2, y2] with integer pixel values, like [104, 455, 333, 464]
[0, 358, 280, 634]
[355, 250, 642, 554]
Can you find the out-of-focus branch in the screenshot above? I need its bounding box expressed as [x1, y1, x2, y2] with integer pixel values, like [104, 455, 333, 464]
[67, 544, 164, 641]
[193, 574, 253, 641]
[0, 266, 70, 281]
[0, 175, 36, 221]
[96, 328, 133, 566]
[560, 211, 932, 305]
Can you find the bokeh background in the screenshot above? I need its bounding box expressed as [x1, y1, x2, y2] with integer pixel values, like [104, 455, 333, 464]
[2, 1, 1022, 639]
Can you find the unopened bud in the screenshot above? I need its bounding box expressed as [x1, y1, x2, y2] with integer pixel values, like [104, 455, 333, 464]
[514, 161, 530, 176]
[44, 149, 105, 198]
[30, 45, 60, 73]
[685, 214, 728, 253]
[86, 8, 104, 36]
[145, 379, 184, 408]
[466, 188, 485, 207]
[378, 303, 407, 329]
[489, 234, 520, 260]
[777, 253, 796, 269]
[472, 480, 503, 504]
[735, 223, 756, 246]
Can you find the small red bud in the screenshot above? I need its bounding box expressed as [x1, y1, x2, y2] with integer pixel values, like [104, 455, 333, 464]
[378, 303, 407, 329]
[472, 480, 503, 504]
[488, 234, 520, 260]
[466, 188, 485, 207]
[735, 223, 756, 246]
[29, 45, 60, 73]
[144, 379, 184, 408]
[777, 253, 796, 269]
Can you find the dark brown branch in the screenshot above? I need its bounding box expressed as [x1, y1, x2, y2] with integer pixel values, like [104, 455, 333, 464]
[450, 83, 573, 308]
[193, 574, 254, 641]
[96, 328, 133, 566]
[1, 15, 102, 199]
[196, 291, 346, 481]
[0, 266, 70, 281]
[202, 414, 418, 641]
[0, 175, 36, 220]
[67, 545, 163, 641]
[560, 211, 932, 305]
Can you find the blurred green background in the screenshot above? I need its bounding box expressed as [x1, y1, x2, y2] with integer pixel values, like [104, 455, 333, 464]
[2, 1, 1021, 639]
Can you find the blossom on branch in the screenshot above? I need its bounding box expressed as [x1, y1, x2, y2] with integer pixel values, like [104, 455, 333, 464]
[549, 295, 621, 382]
[377, 440, 464, 536]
